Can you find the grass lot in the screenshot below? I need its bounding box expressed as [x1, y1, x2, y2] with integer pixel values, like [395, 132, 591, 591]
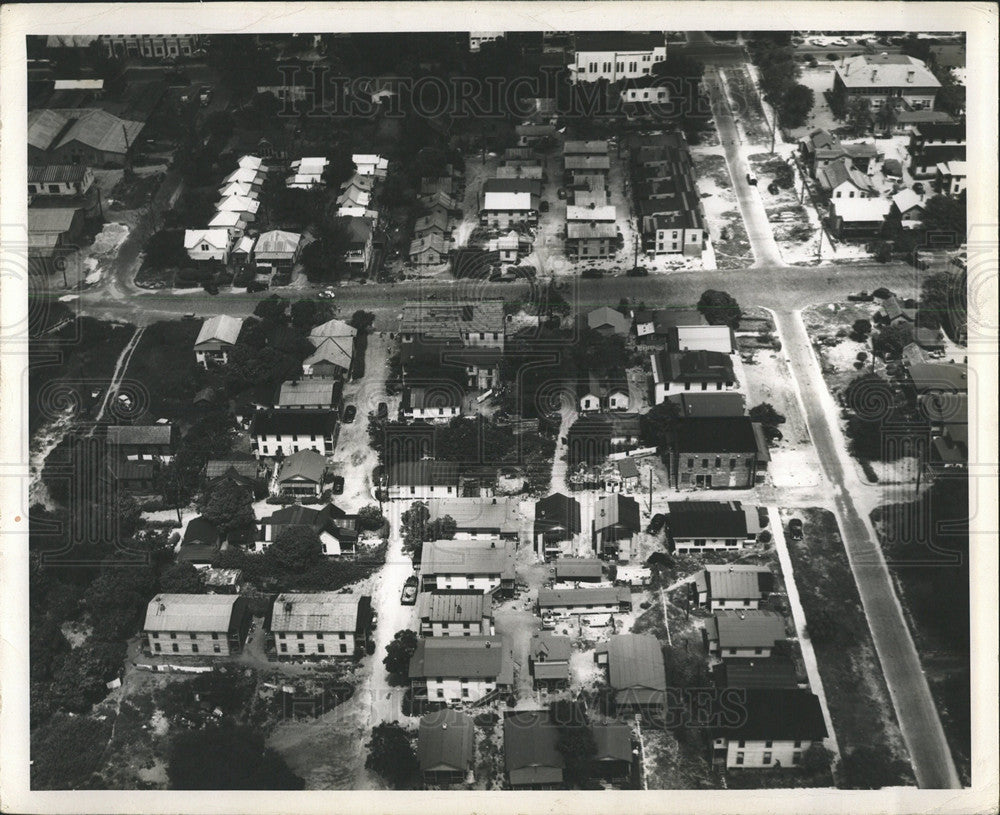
[784, 507, 915, 787]
[712, 211, 752, 270]
[109, 171, 164, 211]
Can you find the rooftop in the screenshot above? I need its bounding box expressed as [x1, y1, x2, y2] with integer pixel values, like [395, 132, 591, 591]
[425, 497, 520, 534]
[409, 635, 514, 681]
[712, 689, 827, 742]
[600, 633, 666, 691]
[713, 656, 798, 690]
[418, 709, 475, 774]
[270, 592, 359, 632]
[835, 53, 940, 89]
[672, 417, 763, 455]
[420, 540, 515, 578]
[250, 408, 337, 437]
[504, 711, 564, 786]
[144, 594, 241, 633]
[196, 315, 243, 347]
[697, 565, 774, 600]
[277, 378, 340, 408]
[667, 504, 749, 539]
[417, 591, 491, 622]
[106, 423, 172, 447]
[277, 449, 326, 484]
[554, 558, 604, 581]
[706, 609, 787, 649]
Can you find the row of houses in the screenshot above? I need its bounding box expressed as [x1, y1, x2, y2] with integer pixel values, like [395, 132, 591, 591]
[561, 140, 621, 261]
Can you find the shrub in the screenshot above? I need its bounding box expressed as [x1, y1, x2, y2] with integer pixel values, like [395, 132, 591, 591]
[758, 530, 772, 544]
[872, 287, 893, 300]
[856, 351, 868, 362]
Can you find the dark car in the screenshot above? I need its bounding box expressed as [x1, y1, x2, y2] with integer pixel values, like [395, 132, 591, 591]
[203, 282, 219, 295]
[540, 200, 550, 212]
[343, 405, 357, 423]
[377, 402, 388, 420]
[246, 281, 269, 293]
[332, 475, 345, 495]
[788, 518, 804, 541]
[626, 266, 649, 277]
[746, 172, 758, 186]
[647, 513, 667, 535]
[580, 268, 603, 279]
[401, 575, 419, 605]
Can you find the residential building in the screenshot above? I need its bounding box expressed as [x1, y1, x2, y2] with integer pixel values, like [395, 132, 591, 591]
[302, 338, 353, 379]
[930, 422, 968, 470]
[426, 497, 520, 540]
[257, 503, 357, 557]
[207, 210, 249, 238]
[577, 371, 630, 413]
[528, 633, 572, 690]
[592, 493, 641, 558]
[828, 198, 892, 240]
[504, 711, 564, 788]
[591, 723, 634, 782]
[537, 586, 632, 616]
[904, 363, 968, 396]
[479, 178, 541, 228]
[563, 140, 609, 157]
[194, 315, 243, 368]
[594, 634, 667, 717]
[27, 164, 95, 198]
[515, 123, 558, 146]
[101, 33, 201, 58]
[667, 325, 736, 355]
[564, 154, 611, 182]
[890, 189, 926, 223]
[666, 500, 761, 553]
[495, 164, 543, 180]
[176, 516, 221, 566]
[418, 540, 516, 595]
[908, 122, 966, 178]
[935, 160, 967, 196]
[386, 461, 462, 500]
[343, 216, 375, 272]
[569, 31, 667, 84]
[712, 657, 798, 690]
[352, 153, 389, 177]
[398, 300, 506, 348]
[711, 689, 827, 769]
[566, 220, 618, 259]
[553, 557, 603, 585]
[832, 53, 940, 110]
[204, 456, 265, 493]
[666, 392, 747, 419]
[402, 386, 462, 421]
[270, 592, 370, 658]
[222, 165, 266, 189]
[254, 230, 302, 273]
[106, 423, 173, 462]
[917, 392, 968, 431]
[693, 565, 775, 610]
[417, 591, 494, 637]
[27, 206, 84, 274]
[249, 408, 337, 458]
[414, 210, 451, 239]
[143, 594, 250, 656]
[418, 709, 475, 786]
[533, 492, 582, 558]
[567, 204, 617, 224]
[634, 308, 707, 342]
[214, 194, 260, 222]
[409, 233, 450, 266]
[275, 449, 326, 498]
[487, 229, 528, 262]
[650, 350, 739, 404]
[800, 129, 879, 175]
[27, 107, 144, 166]
[409, 635, 514, 704]
[816, 158, 878, 199]
[669, 417, 770, 489]
[705, 610, 787, 658]
[586, 306, 630, 336]
[184, 229, 230, 264]
[277, 378, 342, 410]
[202, 568, 244, 595]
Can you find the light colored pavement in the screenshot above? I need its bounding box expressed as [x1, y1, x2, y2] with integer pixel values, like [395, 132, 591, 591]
[768, 505, 840, 763]
[773, 309, 961, 789]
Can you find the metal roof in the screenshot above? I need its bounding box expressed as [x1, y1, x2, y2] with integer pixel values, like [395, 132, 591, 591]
[706, 610, 787, 649]
[417, 591, 491, 622]
[144, 594, 240, 633]
[699, 565, 773, 600]
[418, 709, 475, 773]
[503, 711, 564, 782]
[277, 449, 326, 483]
[195, 315, 243, 347]
[420, 540, 515, 579]
[270, 593, 358, 632]
[554, 558, 604, 580]
[106, 423, 172, 446]
[255, 230, 301, 257]
[425, 497, 520, 534]
[303, 336, 353, 371]
[538, 586, 631, 608]
[602, 634, 666, 691]
[278, 378, 339, 408]
[592, 723, 632, 762]
[409, 635, 513, 681]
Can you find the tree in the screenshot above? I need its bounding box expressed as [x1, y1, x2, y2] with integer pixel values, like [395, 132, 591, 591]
[356, 505, 387, 533]
[801, 743, 835, 776]
[168, 726, 304, 789]
[921, 271, 966, 342]
[804, 606, 841, 645]
[300, 216, 353, 284]
[322, 154, 357, 189]
[158, 562, 207, 594]
[289, 298, 319, 330]
[253, 294, 290, 324]
[850, 318, 872, 340]
[697, 289, 742, 329]
[400, 502, 430, 552]
[575, 329, 627, 376]
[265, 526, 324, 573]
[552, 700, 596, 789]
[871, 323, 914, 359]
[383, 629, 419, 679]
[348, 310, 376, 332]
[143, 230, 189, 270]
[843, 373, 897, 461]
[778, 83, 814, 129]
[200, 479, 257, 545]
[840, 745, 910, 789]
[749, 402, 786, 443]
[48, 639, 126, 713]
[846, 97, 873, 135]
[365, 723, 420, 789]
[639, 399, 682, 450]
[84, 566, 158, 641]
[30, 714, 113, 790]
[30, 616, 70, 683]
[205, 110, 234, 143]
[429, 515, 457, 541]
[920, 194, 966, 246]
[874, 99, 899, 134]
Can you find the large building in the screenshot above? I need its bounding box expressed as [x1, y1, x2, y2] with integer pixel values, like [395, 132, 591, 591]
[832, 53, 940, 111]
[693, 565, 775, 611]
[479, 178, 541, 229]
[666, 500, 762, 553]
[143, 594, 250, 656]
[668, 417, 770, 489]
[419, 540, 516, 595]
[569, 31, 667, 84]
[249, 409, 337, 458]
[28, 108, 144, 166]
[595, 633, 667, 718]
[269, 593, 371, 658]
[398, 300, 506, 348]
[417, 591, 494, 637]
[408, 636, 515, 704]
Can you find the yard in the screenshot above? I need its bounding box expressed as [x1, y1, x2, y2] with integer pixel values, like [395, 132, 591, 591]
[690, 150, 751, 270]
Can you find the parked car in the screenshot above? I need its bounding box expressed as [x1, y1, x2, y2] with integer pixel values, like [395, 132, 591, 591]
[401, 576, 419, 605]
[317, 290, 335, 299]
[646, 513, 667, 535]
[746, 172, 758, 186]
[377, 402, 388, 420]
[246, 281, 269, 293]
[580, 268, 603, 279]
[540, 200, 550, 212]
[343, 405, 357, 423]
[332, 475, 345, 495]
[788, 518, 804, 541]
[626, 266, 648, 277]
[847, 290, 874, 302]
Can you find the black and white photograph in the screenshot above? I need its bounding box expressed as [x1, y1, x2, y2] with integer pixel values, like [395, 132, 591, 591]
[0, 3, 996, 813]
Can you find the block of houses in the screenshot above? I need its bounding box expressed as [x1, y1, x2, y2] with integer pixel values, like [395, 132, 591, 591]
[418, 540, 516, 595]
[176, 516, 221, 565]
[666, 500, 761, 553]
[270, 592, 370, 658]
[417, 709, 475, 787]
[425, 497, 520, 540]
[28, 164, 95, 198]
[693, 565, 775, 610]
[569, 31, 666, 84]
[528, 633, 572, 690]
[278, 378, 342, 410]
[409, 233, 450, 266]
[250, 408, 337, 458]
[816, 158, 878, 199]
[591, 722, 634, 783]
[106, 423, 173, 462]
[935, 160, 966, 196]
[577, 371, 630, 413]
[257, 503, 357, 557]
[712, 656, 798, 690]
[276, 449, 326, 498]
[633, 308, 707, 342]
[669, 417, 770, 489]
[666, 392, 747, 418]
[414, 210, 452, 239]
[402, 342, 501, 392]
[833, 53, 940, 111]
[401, 385, 462, 421]
[533, 492, 582, 558]
[143, 594, 250, 656]
[184, 228, 231, 264]
[908, 122, 966, 178]
[387, 460, 462, 500]
[254, 230, 302, 273]
[504, 711, 564, 788]
[554, 557, 604, 584]
[537, 586, 632, 616]
[710, 689, 827, 769]
[592, 493, 641, 558]
[705, 610, 787, 658]
[667, 325, 736, 355]
[479, 178, 541, 228]
[417, 591, 494, 637]
[594, 633, 666, 717]
[194, 315, 243, 368]
[650, 350, 739, 404]
[398, 300, 506, 348]
[828, 198, 892, 240]
[587, 306, 630, 336]
[408, 635, 514, 704]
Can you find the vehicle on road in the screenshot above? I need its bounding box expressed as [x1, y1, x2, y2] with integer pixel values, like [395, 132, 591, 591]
[343, 405, 357, 423]
[847, 290, 874, 302]
[332, 475, 345, 494]
[788, 517, 804, 541]
[377, 402, 388, 420]
[401, 576, 419, 605]
[646, 513, 667, 535]
[626, 267, 648, 277]
[580, 268, 603, 279]
[746, 172, 758, 185]
[246, 281, 269, 293]
[317, 290, 336, 299]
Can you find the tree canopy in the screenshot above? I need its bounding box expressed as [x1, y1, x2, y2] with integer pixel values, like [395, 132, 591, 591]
[697, 289, 742, 328]
[167, 726, 304, 789]
[365, 723, 420, 789]
[265, 526, 324, 573]
[383, 629, 419, 679]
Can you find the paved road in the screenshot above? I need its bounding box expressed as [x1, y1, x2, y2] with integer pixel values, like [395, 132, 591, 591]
[774, 309, 961, 789]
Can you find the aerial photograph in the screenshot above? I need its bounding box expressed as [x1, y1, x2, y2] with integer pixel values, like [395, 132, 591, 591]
[19, 27, 973, 794]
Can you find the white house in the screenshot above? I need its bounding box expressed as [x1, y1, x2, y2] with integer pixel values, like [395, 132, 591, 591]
[693, 565, 774, 611]
[650, 350, 740, 404]
[569, 32, 667, 84]
[479, 178, 541, 228]
[194, 315, 244, 368]
[409, 636, 514, 704]
[184, 229, 230, 263]
[419, 540, 516, 594]
[28, 165, 95, 197]
[417, 591, 494, 637]
[935, 160, 966, 196]
[352, 153, 389, 177]
[143, 594, 249, 656]
[666, 500, 760, 553]
[218, 180, 256, 199]
[270, 593, 365, 658]
[705, 610, 787, 659]
[249, 409, 337, 458]
[833, 53, 940, 111]
[215, 195, 260, 221]
[402, 386, 462, 421]
[536, 586, 632, 616]
[287, 156, 328, 189]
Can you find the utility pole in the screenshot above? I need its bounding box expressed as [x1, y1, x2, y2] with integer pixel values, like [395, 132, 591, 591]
[647, 466, 653, 512]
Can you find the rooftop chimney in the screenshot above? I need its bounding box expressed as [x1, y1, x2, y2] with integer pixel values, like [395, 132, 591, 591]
[906, 70, 915, 83]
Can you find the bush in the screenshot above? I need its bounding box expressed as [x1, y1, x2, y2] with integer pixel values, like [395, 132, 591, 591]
[872, 287, 893, 300]
[856, 351, 868, 362]
[826, 53, 838, 61]
[758, 530, 772, 544]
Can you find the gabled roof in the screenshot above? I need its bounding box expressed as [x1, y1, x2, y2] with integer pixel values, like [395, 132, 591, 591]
[906, 363, 968, 393]
[185, 229, 230, 251]
[601, 634, 666, 691]
[28, 207, 81, 235]
[591, 723, 633, 762]
[250, 408, 337, 437]
[569, 221, 618, 240]
[215, 195, 260, 215]
[667, 503, 750, 539]
[277, 449, 326, 484]
[529, 633, 572, 662]
[208, 211, 247, 230]
[666, 392, 746, 418]
[195, 315, 243, 347]
[418, 709, 475, 773]
[409, 233, 450, 258]
[587, 306, 630, 334]
[419, 540, 515, 579]
[917, 392, 968, 424]
[303, 336, 353, 371]
[28, 165, 90, 184]
[594, 493, 641, 534]
[417, 591, 491, 622]
[672, 417, 763, 455]
[635, 308, 707, 333]
[218, 181, 256, 199]
[817, 158, 877, 194]
[554, 558, 604, 581]
[538, 586, 631, 608]
[106, 423, 172, 446]
[534, 492, 582, 534]
[270, 592, 358, 632]
[891, 189, 925, 214]
[504, 711, 564, 785]
[565, 155, 611, 171]
[705, 610, 787, 649]
[409, 635, 513, 681]
[277, 378, 340, 408]
[205, 455, 258, 481]
[712, 657, 798, 690]
[563, 139, 609, 156]
[255, 229, 301, 257]
[697, 565, 774, 601]
[830, 197, 892, 223]
[712, 689, 827, 742]
[144, 594, 241, 633]
[182, 515, 219, 547]
[566, 204, 617, 222]
[309, 319, 357, 340]
[425, 497, 519, 534]
[37, 108, 144, 154]
[387, 460, 460, 487]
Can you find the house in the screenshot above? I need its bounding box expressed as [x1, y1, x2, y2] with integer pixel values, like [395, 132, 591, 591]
[418, 709, 475, 787]
[533, 493, 582, 558]
[205, 457, 265, 495]
[276, 449, 326, 498]
[270, 593, 370, 658]
[515, 123, 557, 146]
[537, 586, 632, 616]
[486, 230, 527, 263]
[109, 460, 158, 492]
[615, 564, 652, 588]
[106, 423, 173, 461]
[302, 337, 353, 378]
[554, 557, 604, 584]
[712, 657, 798, 690]
[479, 178, 541, 228]
[930, 423, 968, 470]
[917, 392, 967, 430]
[250, 408, 337, 458]
[815, 158, 878, 199]
[935, 161, 967, 196]
[586, 307, 630, 336]
[184, 229, 231, 264]
[207, 210, 249, 237]
[667, 325, 736, 355]
[828, 198, 891, 240]
[566, 204, 616, 224]
[277, 378, 342, 410]
[401, 342, 502, 391]
[889, 109, 956, 135]
[592, 493, 641, 557]
[408, 635, 514, 704]
[577, 371, 630, 413]
[878, 295, 917, 324]
[230, 235, 256, 268]
[666, 392, 747, 419]
[176, 516, 221, 565]
[564, 154, 611, 184]
[28, 164, 95, 198]
[649, 210, 706, 256]
[705, 610, 787, 658]
[214, 195, 260, 222]
[670, 415, 769, 489]
[143, 594, 250, 656]
[418, 540, 516, 595]
[257, 504, 358, 557]
[496, 164, 544, 180]
[27, 206, 85, 274]
[409, 234, 450, 266]
[591, 722, 634, 782]
[800, 130, 880, 175]
[832, 53, 940, 111]
[528, 633, 572, 690]
[566, 414, 642, 467]
[650, 350, 738, 404]
[218, 180, 256, 199]
[308, 317, 357, 345]
[402, 386, 462, 421]
[254, 230, 302, 273]
[417, 591, 494, 637]
[202, 568, 244, 595]
[615, 457, 641, 491]
[398, 300, 506, 348]
[914, 326, 946, 351]
[414, 210, 451, 239]
[890, 189, 926, 223]
[425, 497, 520, 540]
[569, 31, 667, 84]
[563, 140, 609, 157]
[343, 216, 375, 273]
[27, 108, 144, 167]
[666, 500, 761, 553]
[222, 166, 266, 189]
[286, 156, 328, 188]
[194, 315, 243, 368]
[634, 308, 707, 342]
[594, 634, 666, 717]
[693, 565, 775, 610]
[504, 711, 564, 788]
[621, 78, 671, 111]
[421, 176, 456, 197]
[352, 153, 389, 177]
[908, 122, 966, 178]
[904, 363, 968, 395]
[710, 689, 827, 769]
[386, 461, 462, 500]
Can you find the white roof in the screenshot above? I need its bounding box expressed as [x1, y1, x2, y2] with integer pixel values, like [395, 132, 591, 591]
[54, 78, 104, 90]
[338, 206, 379, 219]
[832, 197, 891, 222]
[566, 205, 617, 222]
[238, 155, 263, 171]
[208, 210, 246, 229]
[215, 195, 260, 214]
[270, 592, 358, 633]
[196, 315, 244, 346]
[233, 235, 256, 254]
[287, 174, 324, 189]
[184, 229, 230, 251]
[937, 160, 966, 176]
[292, 157, 329, 173]
[218, 181, 255, 198]
[144, 594, 239, 633]
[891, 189, 924, 213]
[835, 54, 940, 90]
[309, 318, 357, 340]
[673, 324, 735, 354]
[483, 191, 533, 211]
[224, 167, 264, 185]
[255, 229, 301, 256]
